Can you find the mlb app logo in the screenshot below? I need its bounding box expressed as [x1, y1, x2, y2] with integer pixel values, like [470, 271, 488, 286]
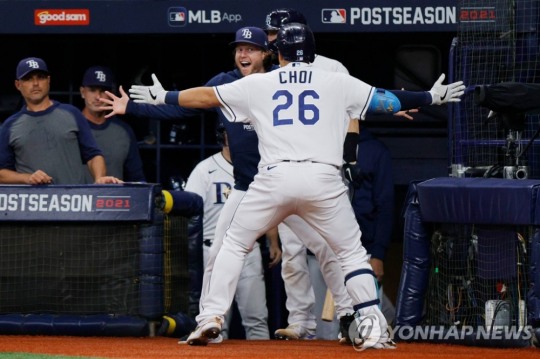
[321, 9, 346, 24]
[168, 7, 187, 27]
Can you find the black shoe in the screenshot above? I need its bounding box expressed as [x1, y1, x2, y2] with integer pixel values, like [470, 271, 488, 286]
[339, 313, 354, 344]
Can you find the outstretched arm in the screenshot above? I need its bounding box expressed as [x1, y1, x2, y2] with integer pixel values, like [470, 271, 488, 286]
[101, 86, 220, 114]
[367, 73, 465, 116]
[169, 88, 220, 108]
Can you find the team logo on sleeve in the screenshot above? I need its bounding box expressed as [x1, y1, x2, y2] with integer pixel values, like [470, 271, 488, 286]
[322, 9, 346, 24]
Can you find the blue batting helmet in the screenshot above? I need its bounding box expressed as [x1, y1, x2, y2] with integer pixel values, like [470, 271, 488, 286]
[275, 22, 315, 63]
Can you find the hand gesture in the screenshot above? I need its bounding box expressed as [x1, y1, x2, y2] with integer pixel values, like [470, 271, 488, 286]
[99, 86, 129, 119]
[429, 73, 466, 105]
[394, 108, 418, 120]
[129, 73, 166, 105]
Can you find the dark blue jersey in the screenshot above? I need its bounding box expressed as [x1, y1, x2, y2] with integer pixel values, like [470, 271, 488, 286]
[126, 68, 268, 190]
[350, 129, 394, 261]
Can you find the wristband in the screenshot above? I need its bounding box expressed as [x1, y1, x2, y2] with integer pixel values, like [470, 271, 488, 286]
[164, 91, 180, 105]
[343, 132, 359, 163]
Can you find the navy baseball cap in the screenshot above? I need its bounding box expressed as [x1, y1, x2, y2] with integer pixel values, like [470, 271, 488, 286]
[229, 26, 268, 51]
[16, 57, 49, 79]
[82, 66, 114, 89]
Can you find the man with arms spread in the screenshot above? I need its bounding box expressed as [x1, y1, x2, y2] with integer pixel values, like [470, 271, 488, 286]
[101, 23, 464, 349]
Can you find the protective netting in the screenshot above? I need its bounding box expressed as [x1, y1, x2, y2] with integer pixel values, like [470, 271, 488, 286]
[0, 223, 141, 315]
[450, 0, 540, 179]
[163, 214, 190, 314]
[423, 223, 529, 332]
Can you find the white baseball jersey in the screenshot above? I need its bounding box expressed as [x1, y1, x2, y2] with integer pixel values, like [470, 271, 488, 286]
[184, 152, 233, 243]
[313, 54, 349, 74]
[215, 62, 374, 168]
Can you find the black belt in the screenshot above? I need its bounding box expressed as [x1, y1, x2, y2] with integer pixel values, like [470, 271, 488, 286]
[203, 239, 213, 247]
[282, 160, 339, 169]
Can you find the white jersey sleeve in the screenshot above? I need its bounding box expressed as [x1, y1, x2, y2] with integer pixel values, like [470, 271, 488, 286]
[184, 152, 234, 242]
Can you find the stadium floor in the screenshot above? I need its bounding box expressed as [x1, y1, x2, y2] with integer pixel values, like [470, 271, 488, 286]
[0, 336, 538, 359]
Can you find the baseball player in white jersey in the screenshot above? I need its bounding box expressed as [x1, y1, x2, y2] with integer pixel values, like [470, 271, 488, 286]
[101, 22, 464, 350]
[264, 8, 355, 341]
[184, 127, 272, 340]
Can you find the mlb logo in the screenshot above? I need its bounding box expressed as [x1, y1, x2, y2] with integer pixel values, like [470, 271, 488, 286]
[321, 9, 346, 24]
[168, 7, 187, 27]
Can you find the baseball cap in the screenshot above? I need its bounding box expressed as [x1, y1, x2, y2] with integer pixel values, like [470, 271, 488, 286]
[16, 57, 49, 80]
[229, 26, 268, 51]
[82, 66, 114, 90]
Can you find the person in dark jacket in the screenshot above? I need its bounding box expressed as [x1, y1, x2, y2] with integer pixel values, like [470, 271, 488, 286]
[349, 126, 396, 324]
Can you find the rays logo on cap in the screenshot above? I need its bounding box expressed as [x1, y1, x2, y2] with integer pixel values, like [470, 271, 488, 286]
[94, 70, 107, 83]
[26, 59, 41, 70]
[241, 28, 253, 40]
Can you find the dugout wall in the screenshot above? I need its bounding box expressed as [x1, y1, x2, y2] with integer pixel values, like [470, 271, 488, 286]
[0, 184, 167, 336]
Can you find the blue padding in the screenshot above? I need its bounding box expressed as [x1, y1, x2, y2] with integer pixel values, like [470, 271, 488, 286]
[0, 314, 149, 336]
[529, 228, 540, 327]
[139, 275, 164, 319]
[140, 253, 164, 276]
[395, 182, 431, 327]
[170, 190, 204, 217]
[417, 177, 540, 225]
[0, 183, 161, 222]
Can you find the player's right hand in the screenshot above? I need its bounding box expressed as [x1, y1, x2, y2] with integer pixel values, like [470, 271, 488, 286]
[129, 73, 166, 105]
[28, 170, 53, 185]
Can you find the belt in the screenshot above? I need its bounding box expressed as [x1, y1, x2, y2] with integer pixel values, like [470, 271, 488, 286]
[282, 160, 339, 169]
[203, 239, 213, 247]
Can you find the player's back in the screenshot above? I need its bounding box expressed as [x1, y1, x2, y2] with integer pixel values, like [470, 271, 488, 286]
[217, 62, 373, 168]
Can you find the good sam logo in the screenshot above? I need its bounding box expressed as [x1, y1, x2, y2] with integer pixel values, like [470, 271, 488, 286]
[35, 9, 90, 26]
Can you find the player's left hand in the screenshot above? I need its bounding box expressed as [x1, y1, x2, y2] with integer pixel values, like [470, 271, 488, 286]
[129, 73, 166, 105]
[369, 258, 384, 283]
[394, 108, 418, 120]
[429, 73, 466, 105]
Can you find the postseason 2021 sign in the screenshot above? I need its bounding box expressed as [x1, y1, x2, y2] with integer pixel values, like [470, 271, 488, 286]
[0, 183, 160, 222]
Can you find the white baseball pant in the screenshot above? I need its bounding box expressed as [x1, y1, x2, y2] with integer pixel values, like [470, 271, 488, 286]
[197, 162, 386, 335]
